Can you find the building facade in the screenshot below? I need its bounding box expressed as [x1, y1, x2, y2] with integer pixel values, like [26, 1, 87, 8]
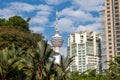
[67, 31, 101, 73]
[105, 0, 120, 63]
[100, 10, 107, 70]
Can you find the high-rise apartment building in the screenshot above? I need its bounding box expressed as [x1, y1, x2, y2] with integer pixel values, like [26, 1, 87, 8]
[67, 31, 101, 73]
[105, 0, 120, 63]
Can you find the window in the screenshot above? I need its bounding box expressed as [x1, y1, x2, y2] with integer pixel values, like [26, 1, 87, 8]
[107, 15, 110, 17]
[117, 52, 120, 55]
[115, 0, 118, 1]
[116, 35, 120, 37]
[108, 19, 110, 21]
[107, 11, 110, 13]
[109, 55, 112, 58]
[81, 40, 83, 43]
[116, 23, 119, 25]
[115, 10, 119, 13]
[115, 14, 119, 17]
[109, 47, 112, 49]
[108, 22, 111, 25]
[108, 35, 111, 37]
[81, 35, 83, 38]
[115, 7, 119, 9]
[107, 3, 109, 5]
[116, 31, 120, 34]
[117, 48, 120, 51]
[73, 35, 75, 42]
[109, 51, 112, 53]
[108, 26, 111, 29]
[114, 3, 118, 5]
[109, 43, 112, 45]
[108, 39, 111, 41]
[117, 44, 120, 46]
[117, 39, 120, 42]
[115, 18, 119, 21]
[107, 7, 110, 9]
[116, 27, 120, 29]
[108, 30, 111, 33]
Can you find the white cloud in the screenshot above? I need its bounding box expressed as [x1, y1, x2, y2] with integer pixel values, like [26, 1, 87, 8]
[77, 22, 101, 32]
[72, 0, 104, 12]
[59, 8, 96, 23]
[30, 26, 44, 33]
[30, 5, 52, 26]
[60, 47, 67, 57]
[0, 8, 15, 19]
[57, 18, 76, 32]
[56, 7, 100, 33]
[9, 2, 35, 12]
[45, 0, 69, 5]
[30, 16, 49, 25]
[8, 2, 53, 13]
[37, 4, 53, 12]
[57, 17, 101, 33]
[36, 11, 51, 16]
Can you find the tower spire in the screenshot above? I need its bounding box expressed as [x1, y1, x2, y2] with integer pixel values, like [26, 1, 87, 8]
[56, 11, 58, 30]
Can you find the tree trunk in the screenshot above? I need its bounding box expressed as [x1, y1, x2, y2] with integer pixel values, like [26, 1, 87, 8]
[39, 65, 43, 79]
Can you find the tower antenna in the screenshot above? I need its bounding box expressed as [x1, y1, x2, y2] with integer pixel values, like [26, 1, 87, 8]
[56, 10, 58, 30]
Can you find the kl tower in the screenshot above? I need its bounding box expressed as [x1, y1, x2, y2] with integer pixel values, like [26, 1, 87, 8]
[51, 11, 64, 64]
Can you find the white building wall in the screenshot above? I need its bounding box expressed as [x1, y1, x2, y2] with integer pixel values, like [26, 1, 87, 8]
[67, 31, 101, 73]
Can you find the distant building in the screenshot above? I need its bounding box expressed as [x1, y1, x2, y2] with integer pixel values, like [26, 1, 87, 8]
[100, 10, 107, 70]
[105, 0, 120, 65]
[67, 31, 101, 73]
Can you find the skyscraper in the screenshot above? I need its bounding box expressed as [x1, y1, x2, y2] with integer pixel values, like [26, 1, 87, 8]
[51, 11, 64, 64]
[100, 10, 107, 70]
[105, 0, 120, 63]
[67, 31, 101, 73]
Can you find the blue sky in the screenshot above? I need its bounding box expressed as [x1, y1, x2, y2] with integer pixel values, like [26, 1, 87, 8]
[0, 0, 104, 56]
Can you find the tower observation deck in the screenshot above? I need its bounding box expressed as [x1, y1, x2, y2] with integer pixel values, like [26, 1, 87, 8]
[51, 28, 63, 53]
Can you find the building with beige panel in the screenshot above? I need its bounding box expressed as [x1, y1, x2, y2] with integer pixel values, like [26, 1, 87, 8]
[105, 0, 120, 64]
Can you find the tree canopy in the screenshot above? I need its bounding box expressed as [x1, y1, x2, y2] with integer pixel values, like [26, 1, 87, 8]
[0, 16, 44, 51]
[0, 16, 30, 31]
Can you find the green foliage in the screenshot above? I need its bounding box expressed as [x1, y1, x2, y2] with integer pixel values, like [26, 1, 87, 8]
[28, 40, 55, 80]
[7, 16, 29, 31]
[0, 41, 74, 80]
[0, 16, 44, 51]
[0, 18, 7, 26]
[0, 27, 43, 51]
[0, 44, 28, 80]
[104, 56, 120, 80]
[0, 16, 30, 31]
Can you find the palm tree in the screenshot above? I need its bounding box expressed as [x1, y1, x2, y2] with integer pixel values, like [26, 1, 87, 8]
[0, 40, 75, 80]
[0, 44, 30, 80]
[28, 40, 55, 80]
[105, 56, 120, 80]
[55, 55, 74, 80]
